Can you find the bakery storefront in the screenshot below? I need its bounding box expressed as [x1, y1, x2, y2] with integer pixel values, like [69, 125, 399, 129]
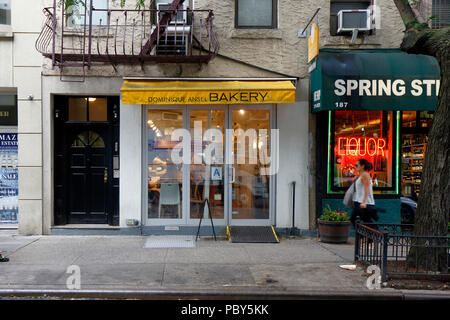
[120, 79, 296, 233]
[311, 49, 440, 225]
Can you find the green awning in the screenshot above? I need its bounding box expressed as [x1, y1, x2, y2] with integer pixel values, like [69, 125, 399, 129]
[311, 49, 440, 112]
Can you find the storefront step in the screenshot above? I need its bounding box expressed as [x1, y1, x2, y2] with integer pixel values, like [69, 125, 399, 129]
[50, 226, 322, 238]
[51, 225, 137, 236]
[50, 226, 227, 236]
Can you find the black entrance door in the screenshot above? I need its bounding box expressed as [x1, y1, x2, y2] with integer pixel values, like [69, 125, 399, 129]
[54, 96, 120, 225]
[67, 127, 110, 224]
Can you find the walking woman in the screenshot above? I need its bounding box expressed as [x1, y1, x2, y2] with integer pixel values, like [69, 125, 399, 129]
[350, 159, 376, 225]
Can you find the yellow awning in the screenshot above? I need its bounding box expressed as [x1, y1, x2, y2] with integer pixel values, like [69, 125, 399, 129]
[121, 80, 296, 105]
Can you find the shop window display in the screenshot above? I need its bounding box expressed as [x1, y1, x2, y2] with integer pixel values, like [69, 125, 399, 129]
[331, 111, 394, 191]
[400, 111, 433, 198]
[147, 109, 183, 219]
[401, 134, 427, 198]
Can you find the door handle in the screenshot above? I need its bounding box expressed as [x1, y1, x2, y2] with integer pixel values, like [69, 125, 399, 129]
[104, 168, 108, 183]
[230, 167, 235, 184]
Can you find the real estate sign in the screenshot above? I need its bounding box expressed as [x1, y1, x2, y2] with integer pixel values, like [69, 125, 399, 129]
[0, 133, 18, 224]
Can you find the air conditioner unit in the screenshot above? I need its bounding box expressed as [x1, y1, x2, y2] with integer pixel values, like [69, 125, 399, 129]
[156, 34, 189, 56]
[337, 9, 371, 33]
[157, 2, 188, 24]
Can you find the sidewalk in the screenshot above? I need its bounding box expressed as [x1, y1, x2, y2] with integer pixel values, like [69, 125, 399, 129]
[0, 231, 448, 298]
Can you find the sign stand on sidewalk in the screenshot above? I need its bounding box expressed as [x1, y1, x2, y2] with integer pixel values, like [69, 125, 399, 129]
[195, 199, 217, 241]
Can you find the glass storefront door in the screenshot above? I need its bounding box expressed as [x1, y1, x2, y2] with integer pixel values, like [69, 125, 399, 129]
[188, 107, 226, 225]
[228, 106, 273, 226]
[145, 105, 274, 226]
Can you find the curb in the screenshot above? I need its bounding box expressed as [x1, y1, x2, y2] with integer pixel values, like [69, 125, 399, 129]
[0, 288, 448, 300]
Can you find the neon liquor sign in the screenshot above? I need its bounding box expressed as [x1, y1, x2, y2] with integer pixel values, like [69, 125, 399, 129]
[337, 137, 386, 157]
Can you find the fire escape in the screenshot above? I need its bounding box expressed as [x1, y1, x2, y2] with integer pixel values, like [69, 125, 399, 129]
[36, 0, 219, 81]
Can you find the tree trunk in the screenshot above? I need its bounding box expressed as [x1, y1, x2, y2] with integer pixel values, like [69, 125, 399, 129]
[400, 27, 450, 271]
[393, 0, 419, 29]
[413, 32, 450, 237]
[393, 0, 449, 271]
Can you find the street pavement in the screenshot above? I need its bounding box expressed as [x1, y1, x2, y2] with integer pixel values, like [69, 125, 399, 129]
[0, 230, 448, 298]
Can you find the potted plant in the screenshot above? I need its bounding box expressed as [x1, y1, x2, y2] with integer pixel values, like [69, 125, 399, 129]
[317, 205, 351, 244]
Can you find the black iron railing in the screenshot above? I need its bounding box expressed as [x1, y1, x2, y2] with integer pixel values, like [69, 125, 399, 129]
[355, 222, 450, 281]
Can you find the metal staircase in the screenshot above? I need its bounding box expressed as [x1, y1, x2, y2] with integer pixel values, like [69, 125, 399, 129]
[141, 0, 185, 56]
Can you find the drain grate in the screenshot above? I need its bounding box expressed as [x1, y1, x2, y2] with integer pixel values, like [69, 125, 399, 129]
[144, 235, 196, 248]
[228, 226, 279, 243]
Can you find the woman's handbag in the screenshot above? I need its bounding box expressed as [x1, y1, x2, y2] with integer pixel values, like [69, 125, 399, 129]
[343, 179, 358, 209]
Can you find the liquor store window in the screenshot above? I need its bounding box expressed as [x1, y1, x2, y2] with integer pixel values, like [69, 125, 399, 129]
[330, 110, 395, 193]
[400, 111, 434, 199]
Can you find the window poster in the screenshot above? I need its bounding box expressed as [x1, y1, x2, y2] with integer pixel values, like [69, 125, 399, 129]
[0, 133, 18, 224]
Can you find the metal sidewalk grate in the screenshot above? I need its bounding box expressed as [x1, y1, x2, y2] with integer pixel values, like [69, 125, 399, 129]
[144, 235, 196, 248]
[227, 226, 279, 243]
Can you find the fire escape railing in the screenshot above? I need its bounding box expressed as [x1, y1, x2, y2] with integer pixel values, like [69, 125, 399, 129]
[36, 1, 219, 80]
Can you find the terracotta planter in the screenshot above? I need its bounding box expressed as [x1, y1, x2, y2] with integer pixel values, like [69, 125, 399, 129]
[317, 219, 351, 244]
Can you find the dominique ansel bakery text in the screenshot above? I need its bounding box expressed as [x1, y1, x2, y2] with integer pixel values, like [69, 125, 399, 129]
[334, 79, 440, 96]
